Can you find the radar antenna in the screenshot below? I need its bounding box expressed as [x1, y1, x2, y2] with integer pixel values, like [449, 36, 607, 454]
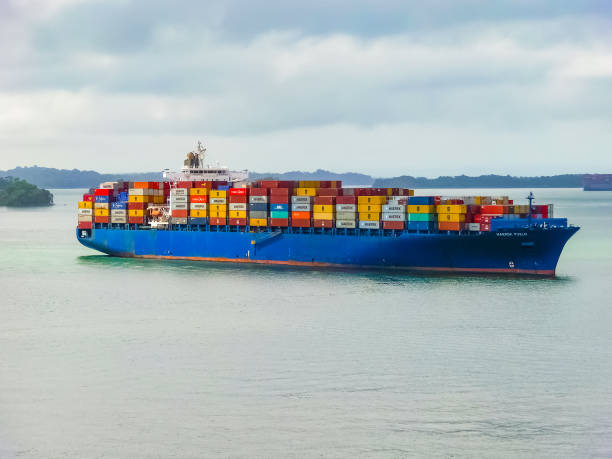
[527, 191, 534, 226]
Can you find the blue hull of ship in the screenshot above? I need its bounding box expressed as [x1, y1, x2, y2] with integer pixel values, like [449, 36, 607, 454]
[76, 225, 579, 276]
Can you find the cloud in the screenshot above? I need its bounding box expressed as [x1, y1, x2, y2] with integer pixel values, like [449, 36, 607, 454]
[0, 0, 611, 174]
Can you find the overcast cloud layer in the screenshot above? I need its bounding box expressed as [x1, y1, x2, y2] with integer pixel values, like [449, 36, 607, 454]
[1, 0, 611, 175]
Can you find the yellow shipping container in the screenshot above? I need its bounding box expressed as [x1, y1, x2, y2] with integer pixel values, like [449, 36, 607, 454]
[209, 211, 227, 218]
[407, 205, 436, 214]
[439, 213, 466, 222]
[190, 210, 208, 218]
[313, 204, 334, 213]
[357, 196, 387, 205]
[210, 204, 227, 213]
[357, 204, 382, 213]
[94, 208, 109, 217]
[299, 180, 320, 188]
[156, 196, 166, 204]
[190, 188, 209, 196]
[229, 210, 247, 218]
[128, 195, 148, 203]
[359, 212, 380, 221]
[250, 218, 268, 226]
[210, 190, 227, 198]
[78, 201, 93, 209]
[295, 187, 317, 196]
[437, 204, 467, 214]
[128, 209, 145, 217]
[313, 212, 334, 220]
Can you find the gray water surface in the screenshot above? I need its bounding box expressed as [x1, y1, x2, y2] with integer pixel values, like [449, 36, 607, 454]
[1, 188, 611, 458]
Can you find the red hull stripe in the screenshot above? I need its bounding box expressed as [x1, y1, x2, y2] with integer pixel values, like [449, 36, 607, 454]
[128, 254, 555, 276]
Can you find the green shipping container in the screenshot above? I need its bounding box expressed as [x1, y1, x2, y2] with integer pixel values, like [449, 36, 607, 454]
[408, 213, 437, 222]
[270, 211, 289, 219]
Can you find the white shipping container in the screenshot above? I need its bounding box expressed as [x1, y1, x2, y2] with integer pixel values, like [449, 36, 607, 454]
[382, 213, 406, 221]
[387, 197, 408, 205]
[382, 204, 405, 213]
[229, 203, 247, 211]
[171, 217, 188, 224]
[78, 208, 93, 216]
[292, 204, 311, 211]
[170, 202, 188, 210]
[210, 197, 227, 205]
[336, 220, 356, 228]
[336, 211, 356, 220]
[190, 203, 208, 210]
[359, 220, 380, 229]
[249, 196, 268, 203]
[100, 181, 119, 189]
[291, 196, 311, 204]
[172, 195, 188, 203]
[111, 209, 127, 216]
[94, 202, 109, 209]
[111, 216, 128, 223]
[467, 223, 481, 231]
[170, 188, 188, 196]
[336, 204, 356, 212]
[129, 188, 153, 196]
[78, 214, 93, 222]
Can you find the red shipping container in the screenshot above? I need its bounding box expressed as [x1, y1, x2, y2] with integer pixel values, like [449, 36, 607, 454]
[473, 214, 483, 223]
[270, 218, 289, 227]
[229, 195, 247, 203]
[94, 216, 109, 223]
[270, 187, 290, 196]
[313, 196, 335, 205]
[128, 202, 147, 210]
[249, 188, 268, 196]
[481, 205, 505, 215]
[317, 188, 341, 197]
[190, 195, 209, 203]
[77, 221, 92, 229]
[229, 187, 248, 196]
[383, 221, 404, 230]
[194, 181, 213, 189]
[259, 180, 279, 188]
[94, 188, 113, 196]
[83, 194, 94, 202]
[292, 218, 311, 227]
[210, 217, 227, 225]
[336, 196, 356, 204]
[228, 218, 247, 226]
[270, 195, 289, 204]
[480, 223, 491, 231]
[129, 217, 146, 224]
[313, 219, 334, 228]
[176, 181, 194, 189]
[171, 210, 188, 218]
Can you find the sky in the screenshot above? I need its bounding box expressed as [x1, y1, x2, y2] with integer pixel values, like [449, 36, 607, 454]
[1, 0, 611, 177]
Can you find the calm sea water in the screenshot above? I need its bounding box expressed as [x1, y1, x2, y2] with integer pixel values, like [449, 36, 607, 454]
[1, 188, 611, 458]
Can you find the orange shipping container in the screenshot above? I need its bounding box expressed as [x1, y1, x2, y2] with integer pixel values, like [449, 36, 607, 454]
[190, 195, 209, 203]
[292, 211, 310, 220]
[438, 222, 464, 231]
[480, 205, 506, 215]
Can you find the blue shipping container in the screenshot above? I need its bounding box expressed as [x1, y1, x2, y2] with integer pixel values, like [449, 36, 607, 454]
[95, 195, 110, 203]
[249, 203, 268, 212]
[270, 203, 289, 212]
[189, 218, 209, 225]
[407, 221, 435, 231]
[111, 202, 127, 209]
[408, 196, 435, 205]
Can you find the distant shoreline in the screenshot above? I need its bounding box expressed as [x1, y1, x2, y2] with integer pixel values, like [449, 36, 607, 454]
[0, 165, 600, 189]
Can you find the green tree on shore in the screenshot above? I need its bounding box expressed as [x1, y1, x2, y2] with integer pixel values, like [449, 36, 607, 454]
[0, 177, 53, 207]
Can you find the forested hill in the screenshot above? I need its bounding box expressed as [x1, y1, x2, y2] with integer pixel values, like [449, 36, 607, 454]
[0, 177, 53, 206]
[373, 174, 584, 189]
[0, 166, 589, 189]
[0, 166, 163, 188]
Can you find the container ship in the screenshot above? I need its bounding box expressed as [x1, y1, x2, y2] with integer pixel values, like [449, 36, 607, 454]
[76, 143, 579, 276]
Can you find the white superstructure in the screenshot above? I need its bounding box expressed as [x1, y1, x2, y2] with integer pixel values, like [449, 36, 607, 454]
[162, 141, 248, 183]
